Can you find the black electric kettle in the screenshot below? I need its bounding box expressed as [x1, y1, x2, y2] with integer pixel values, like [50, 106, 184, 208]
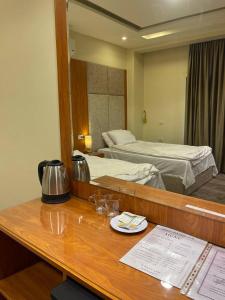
[38, 160, 70, 203]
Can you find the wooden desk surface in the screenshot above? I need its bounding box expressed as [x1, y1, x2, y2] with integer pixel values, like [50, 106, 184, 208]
[0, 198, 187, 300]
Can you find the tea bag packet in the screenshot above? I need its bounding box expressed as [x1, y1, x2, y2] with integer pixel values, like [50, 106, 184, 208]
[118, 212, 146, 230]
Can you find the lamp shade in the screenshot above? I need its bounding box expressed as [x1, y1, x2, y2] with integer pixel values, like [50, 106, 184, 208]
[85, 135, 92, 152]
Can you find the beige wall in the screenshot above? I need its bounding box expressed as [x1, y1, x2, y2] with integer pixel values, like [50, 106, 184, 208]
[0, 0, 60, 209]
[70, 32, 145, 138]
[70, 32, 189, 144]
[70, 31, 127, 69]
[126, 51, 144, 139]
[143, 46, 189, 144]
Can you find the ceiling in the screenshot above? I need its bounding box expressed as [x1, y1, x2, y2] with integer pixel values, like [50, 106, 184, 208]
[87, 0, 225, 27]
[68, 0, 225, 52]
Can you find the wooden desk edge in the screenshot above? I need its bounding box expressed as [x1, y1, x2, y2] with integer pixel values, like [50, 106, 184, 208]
[93, 176, 225, 222]
[0, 222, 116, 300]
[72, 178, 225, 247]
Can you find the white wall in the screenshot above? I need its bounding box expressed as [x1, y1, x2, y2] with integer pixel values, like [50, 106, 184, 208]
[70, 31, 127, 69]
[143, 46, 189, 144]
[126, 51, 144, 139]
[0, 0, 60, 209]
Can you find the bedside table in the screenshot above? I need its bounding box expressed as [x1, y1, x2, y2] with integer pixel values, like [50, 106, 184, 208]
[86, 152, 104, 158]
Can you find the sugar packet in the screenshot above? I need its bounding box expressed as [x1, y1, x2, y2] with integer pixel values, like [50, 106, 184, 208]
[118, 212, 146, 230]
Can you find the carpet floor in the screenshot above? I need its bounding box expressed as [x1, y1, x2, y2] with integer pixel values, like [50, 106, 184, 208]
[191, 173, 225, 204]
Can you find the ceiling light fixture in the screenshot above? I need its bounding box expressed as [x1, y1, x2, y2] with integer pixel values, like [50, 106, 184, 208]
[122, 36, 127, 41]
[142, 31, 174, 39]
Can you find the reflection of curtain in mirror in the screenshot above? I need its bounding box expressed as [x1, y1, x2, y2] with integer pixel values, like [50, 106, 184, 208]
[185, 39, 225, 173]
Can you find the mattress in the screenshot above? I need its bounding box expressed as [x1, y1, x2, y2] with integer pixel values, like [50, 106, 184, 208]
[113, 141, 212, 166]
[98, 147, 218, 189]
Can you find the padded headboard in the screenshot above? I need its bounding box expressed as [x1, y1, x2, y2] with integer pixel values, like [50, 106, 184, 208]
[70, 59, 126, 152]
[87, 62, 126, 151]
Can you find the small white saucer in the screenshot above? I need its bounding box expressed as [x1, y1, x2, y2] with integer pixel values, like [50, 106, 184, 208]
[110, 215, 148, 234]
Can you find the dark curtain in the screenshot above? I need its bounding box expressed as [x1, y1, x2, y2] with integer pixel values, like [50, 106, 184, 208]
[185, 39, 225, 173]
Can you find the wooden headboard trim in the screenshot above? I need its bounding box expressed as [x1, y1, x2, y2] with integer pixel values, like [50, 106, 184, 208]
[70, 59, 89, 152]
[70, 58, 127, 151]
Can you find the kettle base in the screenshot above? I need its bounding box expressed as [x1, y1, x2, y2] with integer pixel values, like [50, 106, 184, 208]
[41, 192, 70, 204]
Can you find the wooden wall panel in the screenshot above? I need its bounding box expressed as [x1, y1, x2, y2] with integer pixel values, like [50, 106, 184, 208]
[70, 59, 89, 151]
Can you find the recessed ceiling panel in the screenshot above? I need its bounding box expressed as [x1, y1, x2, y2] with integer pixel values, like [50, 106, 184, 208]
[69, 1, 225, 52]
[88, 0, 225, 27]
[69, 3, 145, 48]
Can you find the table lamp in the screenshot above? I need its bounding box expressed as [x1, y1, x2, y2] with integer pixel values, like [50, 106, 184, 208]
[85, 135, 92, 152]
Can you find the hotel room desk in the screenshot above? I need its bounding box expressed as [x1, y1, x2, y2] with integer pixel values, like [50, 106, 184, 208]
[0, 198, 187, 300]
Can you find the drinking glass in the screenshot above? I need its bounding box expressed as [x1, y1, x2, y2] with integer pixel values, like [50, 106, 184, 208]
[88, 193, 107, 215]
[105, 194, 120, 217]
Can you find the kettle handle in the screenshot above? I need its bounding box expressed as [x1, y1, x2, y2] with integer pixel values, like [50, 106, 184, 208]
[38, 161, 48, 184]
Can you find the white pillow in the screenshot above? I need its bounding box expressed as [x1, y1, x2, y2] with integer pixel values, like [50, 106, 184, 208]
[107, 130, 136, 145]
[102, 132, 114, 147]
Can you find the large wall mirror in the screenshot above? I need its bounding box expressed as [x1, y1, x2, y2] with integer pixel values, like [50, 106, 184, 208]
[65, 0, 225, 204]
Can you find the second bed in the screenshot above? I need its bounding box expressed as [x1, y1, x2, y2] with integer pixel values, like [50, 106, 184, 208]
[98, 131, 218, 195]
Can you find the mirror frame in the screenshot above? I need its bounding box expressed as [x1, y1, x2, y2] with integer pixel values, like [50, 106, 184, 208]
[54, 0, 72, 175]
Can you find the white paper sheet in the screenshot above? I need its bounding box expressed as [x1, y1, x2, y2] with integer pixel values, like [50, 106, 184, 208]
[120, 225, 207, 288]
[187, 246, 225, 300]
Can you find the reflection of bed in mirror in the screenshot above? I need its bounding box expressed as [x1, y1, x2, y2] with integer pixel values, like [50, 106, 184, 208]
[98, 130, 218, 195]
[70, 58, 218, 195]
[73, 150, 165, 189]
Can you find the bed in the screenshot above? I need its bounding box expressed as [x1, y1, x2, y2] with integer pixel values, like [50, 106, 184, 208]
[98, 130, 218, 195]
[73, 150, 165, 189]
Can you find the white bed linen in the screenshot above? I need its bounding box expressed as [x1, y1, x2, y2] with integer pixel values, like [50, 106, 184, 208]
[73, 150, 165, 189]
[98, 148, 218, 189]
[112, 141, 212, 166]
[107, 129, 136, 145]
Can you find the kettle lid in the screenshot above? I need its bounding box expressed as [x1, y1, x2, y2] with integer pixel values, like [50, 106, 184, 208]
[72, 155, 86, 161]
[47, 160, 63, 166]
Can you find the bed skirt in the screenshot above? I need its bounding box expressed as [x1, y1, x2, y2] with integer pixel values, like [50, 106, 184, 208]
[162, 166, 214, 195]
